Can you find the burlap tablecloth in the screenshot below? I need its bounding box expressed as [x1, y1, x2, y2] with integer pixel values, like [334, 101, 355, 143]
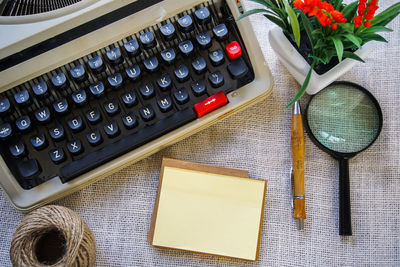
[1, 1, 399, 266]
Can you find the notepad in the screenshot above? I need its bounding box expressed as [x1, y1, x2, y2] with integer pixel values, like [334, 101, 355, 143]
[148, 158, 267, 261]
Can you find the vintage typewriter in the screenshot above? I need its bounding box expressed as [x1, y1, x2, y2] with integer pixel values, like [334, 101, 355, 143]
[0, 0, 273, 211]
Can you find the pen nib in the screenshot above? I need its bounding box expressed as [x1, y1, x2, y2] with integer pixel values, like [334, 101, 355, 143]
[297, 219, 304, 231]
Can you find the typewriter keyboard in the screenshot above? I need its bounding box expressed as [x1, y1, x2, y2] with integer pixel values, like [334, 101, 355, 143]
[0, 1, 254, 189]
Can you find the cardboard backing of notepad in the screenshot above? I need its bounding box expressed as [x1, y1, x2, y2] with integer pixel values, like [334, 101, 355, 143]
[148, 158, 267, 261]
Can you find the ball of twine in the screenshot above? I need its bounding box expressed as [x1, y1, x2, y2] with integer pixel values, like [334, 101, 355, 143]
[10, 205, 96, 267]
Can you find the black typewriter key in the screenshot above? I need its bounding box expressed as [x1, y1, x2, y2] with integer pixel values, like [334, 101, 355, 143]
[139, 82, 156, 99]
[160, 48, 176, 65]
[49, 125, 65, 141]
[196, 32, 212, 49]
[192, 57, 207, 74]
[157, 96, 173, 113]
[85, 107, 102, 124]
[208, 71, 224, 88]
[89, 81, 105, 97]
[121, 91, 137, 107]
[71, 90, 87, 106]
[124, 39, 141, 57]
[9, 141, 26, 158]
[143, 56, 159, 73]
[213, 24, 228, 41]
[67, 115, 84, 132]
[121, 112, 138, 129]
[194, 7, 211, 25]
[139, 32, 157, 50]
[227, 57, 249, 79]
[88, 55, 105, 74]
[34, 107, 51, 124]
[178, 40, 194, 57]
[106, 47, 123, 65]
[32, 82, 48, 98]
[0, 123, 12, 140]
[174, 64, 190, 83]
[160, 23, 176, 41]
[173, 87, 189, 105]
[30, 133, 47, 150]
[139, 105, 155, 122]
[125, 64, 141, 81]
[17, 158, 41, 179]
[104, 99, 120, 116]
[14, 89, 30, 106]
[157, 73, 172, 91]
[104, 120, 120, 138]
[86, 128, 103, 146]
[49, 147, 65, 164]
[209, 49, 224, 66]
[191, 80, 207, 96]
[51, 73, 69, 90]
[178, 15, 194, 33]
[69, 64, 87, 83]
[107, 73, 123, 90]
[53, 98, 69, 115]
[0, 98, 11, 115]
[16, 115, 31, 132]
[67, 139, 84, 155]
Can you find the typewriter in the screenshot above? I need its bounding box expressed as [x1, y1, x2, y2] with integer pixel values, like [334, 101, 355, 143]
[0, 0, 273, 211]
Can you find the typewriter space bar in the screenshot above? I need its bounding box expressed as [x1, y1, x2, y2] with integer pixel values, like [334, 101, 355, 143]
[60, 108, 197, 182]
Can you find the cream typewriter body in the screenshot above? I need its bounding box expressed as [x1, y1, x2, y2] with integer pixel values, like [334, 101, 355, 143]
[0, 0, 273, 211]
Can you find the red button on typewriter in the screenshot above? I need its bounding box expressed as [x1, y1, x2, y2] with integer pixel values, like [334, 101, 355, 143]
[225, 41, 242, 60]
[193, 91, 228, 118]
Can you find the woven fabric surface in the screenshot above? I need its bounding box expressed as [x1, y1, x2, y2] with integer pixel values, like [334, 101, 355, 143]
[1, 0, 399, 266]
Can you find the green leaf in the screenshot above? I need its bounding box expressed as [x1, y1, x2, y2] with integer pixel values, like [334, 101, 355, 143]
[236, 9, 272, 21]
[343, 51, 365, 63]
[283, 0, 301, 47]
[286, 61, 315, 108]
[334, 0, 343, 10]
[370, 2, 400, 26]
[344, 34, 361, 48]
[359, 33, 388, 43]
[341, 2, 358, 20]
[360, 26, 393, 34]
[264, 14, 287, 29]
[373, 13, 400, 27]
[300, 12, 315, 53]
[331, 37, 344, 62]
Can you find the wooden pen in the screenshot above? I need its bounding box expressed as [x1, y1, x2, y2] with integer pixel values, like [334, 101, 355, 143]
[291, 101, 306, 230]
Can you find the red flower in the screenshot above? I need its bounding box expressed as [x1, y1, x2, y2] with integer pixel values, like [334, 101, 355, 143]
[355, 0, 379, 28]
[294, 0, 346, 29]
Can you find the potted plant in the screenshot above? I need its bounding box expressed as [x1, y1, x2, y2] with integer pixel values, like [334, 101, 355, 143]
[238, 0, 400, 106]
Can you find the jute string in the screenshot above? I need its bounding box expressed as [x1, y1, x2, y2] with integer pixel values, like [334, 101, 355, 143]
[10, 205, 96, 267]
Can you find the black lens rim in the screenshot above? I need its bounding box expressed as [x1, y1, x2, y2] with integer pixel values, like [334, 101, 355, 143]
[304, 81, 383, 160]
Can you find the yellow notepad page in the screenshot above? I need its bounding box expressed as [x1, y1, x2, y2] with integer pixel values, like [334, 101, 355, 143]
[150, 163, 266, 261]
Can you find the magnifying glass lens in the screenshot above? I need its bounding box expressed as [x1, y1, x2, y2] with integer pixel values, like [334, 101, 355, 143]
[307, 84, 381, 154]
[306, 82, 382, 235]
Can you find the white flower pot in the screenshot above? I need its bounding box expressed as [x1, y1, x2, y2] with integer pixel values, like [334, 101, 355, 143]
[268, 26, 375, 95]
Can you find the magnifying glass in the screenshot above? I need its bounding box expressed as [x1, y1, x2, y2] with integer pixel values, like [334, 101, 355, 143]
[304, 81, 383, 236]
